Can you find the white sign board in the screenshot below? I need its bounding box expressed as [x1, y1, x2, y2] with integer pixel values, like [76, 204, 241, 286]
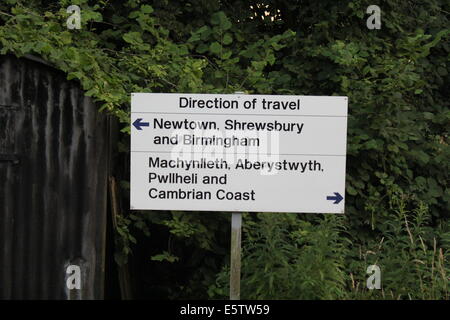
[131, 93, 348, 213]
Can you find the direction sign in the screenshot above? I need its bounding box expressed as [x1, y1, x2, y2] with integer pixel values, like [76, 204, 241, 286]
[131, 93, 348, 213]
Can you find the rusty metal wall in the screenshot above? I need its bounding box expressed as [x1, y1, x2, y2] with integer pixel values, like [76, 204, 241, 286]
[0, 54, 111, 299]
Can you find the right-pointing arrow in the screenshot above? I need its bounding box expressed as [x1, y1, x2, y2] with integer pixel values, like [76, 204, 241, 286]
[327, 192, 343, 204]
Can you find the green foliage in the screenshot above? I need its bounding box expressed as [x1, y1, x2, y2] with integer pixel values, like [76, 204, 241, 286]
[347, 187, 450, 300]
[213, 213, 349, 300]
[0, 0, 448, 299]
[151, 251, 179, 263]
[209, 189, 449, 300]
[114, 212, 150, 265]
[114, 214, 136, 266]
[237, 214, 348, 300]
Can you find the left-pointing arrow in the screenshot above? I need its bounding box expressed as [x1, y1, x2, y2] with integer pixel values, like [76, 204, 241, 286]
[133, 118, 150, 130]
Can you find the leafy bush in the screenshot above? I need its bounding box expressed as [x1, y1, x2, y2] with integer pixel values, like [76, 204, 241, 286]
[209, 187, 448, 300]
[0, 0, 448, 299]
[348, 186, 450, 300]
[209, 213, 349, 299]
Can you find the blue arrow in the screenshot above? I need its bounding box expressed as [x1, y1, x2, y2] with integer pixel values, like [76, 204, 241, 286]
[327, 192, 343, 204]
[133, 118, 150, 130]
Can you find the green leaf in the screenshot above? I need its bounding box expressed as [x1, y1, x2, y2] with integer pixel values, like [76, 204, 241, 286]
[422, 112, 434, 120]
[209, 42, 222, 55]
[151, 251, 179, 263]
[211, 11, 232, 30]
[140, 5, 154, 14]
[123, 31, 143, 44]
[347, 185, 358, 196]
[223, 33, 233, 45]
[196, 43, 209, 53]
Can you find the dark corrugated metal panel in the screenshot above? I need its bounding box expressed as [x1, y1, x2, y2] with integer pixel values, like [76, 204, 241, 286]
[0, 54, 111, 299]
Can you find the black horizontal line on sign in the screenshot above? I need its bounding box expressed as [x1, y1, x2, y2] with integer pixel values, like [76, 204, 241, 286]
[131, 151, 346, 156]
[131, 112, 347, 117]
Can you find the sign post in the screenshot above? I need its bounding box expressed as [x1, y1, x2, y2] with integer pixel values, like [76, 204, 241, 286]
[230, 212, 242, 300]
[230, 91, 244, 301]
[130, 93, 348, 299]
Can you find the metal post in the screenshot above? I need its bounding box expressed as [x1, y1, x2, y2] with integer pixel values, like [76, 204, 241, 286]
[229, 91, 245, 300]
[230, 212, 242, 300]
